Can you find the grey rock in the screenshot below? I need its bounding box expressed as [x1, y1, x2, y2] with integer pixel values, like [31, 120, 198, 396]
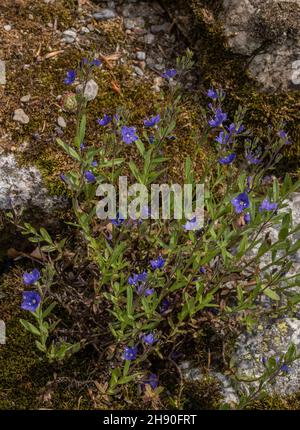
[136, 51, 146, 61]
[232, 318, 300, 397]
[80, 26, 90, 34]
[13, 108, 29, 124]
[57, 116, 67, 128]
[93, 9, 117, 21]
[150, 23, 171, 34]
[83, 79, 98, 101]
[0, 60, 6, 85]
[132, 66, 144, 76]
[219, 0, 300, 91]
[62, 29, 77, 44]
[144, 33, 155, 44]
[0, 154, 64, 212]
[4, 24, 11, 31]
[124, 17, 145, 30]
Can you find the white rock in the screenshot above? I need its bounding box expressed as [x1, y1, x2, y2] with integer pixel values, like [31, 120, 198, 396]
[93, 9, 117, 20]
[4, 24, 11, 31]
[13, 109, 29, 124]
[0, 60, 6, 85]
[20, 94, 31, 103]
[57, 116, 67, 128]
[0, 154, 64, 211]
[84, 79, 98, 101]
[132, 65, 144, 76]
[62, 29, 77, 44]
[136, 51, 146, 61]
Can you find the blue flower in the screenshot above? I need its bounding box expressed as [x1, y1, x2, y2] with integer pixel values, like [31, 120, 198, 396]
[149, 135, 155, 144]
[60, 174, 66, 182]
[64, 70, 76, 85]
[21, 291, 41, 312]
[209, 108, 227, 128]
[280, 363, 289, 373]
[162, 69, 177, 79]
[128, 271, 148, 287]
[183, 217, 201, 231]
[219, 153, 236, 165]
[246, 153, 261, 165]
[150, 255, 165, 270]
[199, 267, 206, 274]
[90, 58, 102, 67]
[278, 130, 291, 144]
[123, 346, 138, 361]
[228, 123, 245, 135]
[97, 114, 112, 126]
[145, 288, 154, 297]
[111, 212, 125, 227]
[23, 269, 40, 285]
[231, 192, 250, 214]
[84, 171, 96, 183]
[207, 88, 218, 99]
[143, 333, 155, 345]
[91, 160, 98, 167]
[121, 126, 138, 144]
[80, 143, 86, 151]
[259, 198, 278, 213]
[244, 212, 251, 224]
[144, 114, 160, 127]
[215, 130, 232, 145]
[144, 373, 158, 389]
[159, 298, 170, 314]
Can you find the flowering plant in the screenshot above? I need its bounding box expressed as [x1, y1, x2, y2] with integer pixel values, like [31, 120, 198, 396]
[16, 52, 300, 408]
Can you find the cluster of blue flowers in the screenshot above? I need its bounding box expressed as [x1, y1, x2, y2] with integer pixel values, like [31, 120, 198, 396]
[21, 269, 41, 312]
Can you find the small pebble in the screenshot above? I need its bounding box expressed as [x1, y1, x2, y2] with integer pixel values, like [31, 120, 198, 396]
[62, 29, 77, 44]
[57, 116, 67, 128]
[144, 33, 155, 44]
[20, 94, 31, 103]
[13, 109, 30, 124]
[0, 60, 6, 85]
[132, 66, 144, 77]
[136, 51, 146, 61]
[83, 79, 99, 101]
[93, 9, 117, 20]
[4, 25, 11, 31]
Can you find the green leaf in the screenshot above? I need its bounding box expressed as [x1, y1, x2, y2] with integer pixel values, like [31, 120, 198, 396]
[264, 288, 280, 301]
[56, 138, 81, 162]
[20, 319, 41, 336]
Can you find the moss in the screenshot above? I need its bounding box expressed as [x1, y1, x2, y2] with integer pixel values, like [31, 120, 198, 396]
[182, 377, 222, 409]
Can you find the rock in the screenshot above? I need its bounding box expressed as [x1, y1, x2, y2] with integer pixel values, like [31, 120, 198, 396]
[83, 79, 98, 101]
[0, 154, 64, 212]
[136, 51, 146, 61]
[150, 23, 171, 34]
[80, 26, 90, 34]
[218, 0, 300, 91]
[57, 116, 66, 128]
[20, 94, 31, 103]
[4, 24, 11, 31]
[180, 361, 239, 406]
[62, 29, 77, 44]
[132, 65, 144, 76]
[144, 33, 155, 44]
[93, 9, 117, 21]
[13, 109, 29, 124]
[232, 318, 300, 397]
[0, 60, 6, 85]
[124, 17, 145, 30]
